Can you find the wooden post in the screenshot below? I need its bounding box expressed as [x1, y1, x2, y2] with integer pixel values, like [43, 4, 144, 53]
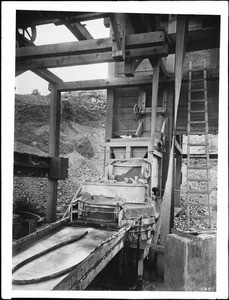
[161, 89, 174, 191]
[174, 151, 182, 207]
[150, 58, 160, 147]
[46, 86, 61, 223]
[152, 15, 188, 276]
[105, 89, 115, 141]
[166, 14, 177, 74]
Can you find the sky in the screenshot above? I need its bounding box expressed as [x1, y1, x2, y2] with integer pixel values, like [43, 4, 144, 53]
[15, 19, 110, 95]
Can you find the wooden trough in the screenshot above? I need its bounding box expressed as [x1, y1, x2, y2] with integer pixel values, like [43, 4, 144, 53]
[12, 217, 130, 290]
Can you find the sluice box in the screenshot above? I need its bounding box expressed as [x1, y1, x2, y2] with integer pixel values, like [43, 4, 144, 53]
[81, 181, 146, 203]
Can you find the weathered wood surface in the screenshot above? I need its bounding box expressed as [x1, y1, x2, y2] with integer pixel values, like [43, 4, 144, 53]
[13, 217, 70, 254]
[81, 182, 146, 203]
[47, 87, 61, 223]
[54, 227, 126, 290]
[12, 226, 117, 290]
[16, 31, 166, 59]
[105, 89, 115, 140]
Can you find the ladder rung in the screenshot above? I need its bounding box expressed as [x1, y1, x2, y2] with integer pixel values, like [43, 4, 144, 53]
[189, 99, 205, 102]
[187, 143, 208, 146]
[190, 78, 204, 82]
[188, 110, 207, 113]
[189, 88, 206, 92]
[187, 132, 207, 135]
[189, 203, 214, 207]
[188, 178, 210, 182]
[188, 154, 208, 157]
[188, 190, 210, 194]
[188, 166, 209, 170]
[188, 121, 206, 124]
[190, 215, 213, 220]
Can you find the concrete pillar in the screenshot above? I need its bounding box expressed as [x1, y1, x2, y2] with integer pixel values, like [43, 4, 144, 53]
[164, 233, 216, 291]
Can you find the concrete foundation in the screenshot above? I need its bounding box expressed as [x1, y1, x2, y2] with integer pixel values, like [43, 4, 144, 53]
[164, 232, 216, 291]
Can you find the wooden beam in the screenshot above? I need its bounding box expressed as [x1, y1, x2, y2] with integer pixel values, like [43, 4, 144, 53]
[16, 27, 218, 61]
[16, 41, 63, 84]
[124, 58, 143, 77]
[174, 15, 189, 125]
[16, 31, 166, 59]
[53, 76, 153, 92]
[63, 20, 93, 40]
[32, 69, 63, 84]
[49, 68, 218, 92]
[16, 46, 168, 72]
[168, 27, 220, 54]
[16, 38, 112, 59]
[46, 86, 61, 223]
[54, 12, 111, 26]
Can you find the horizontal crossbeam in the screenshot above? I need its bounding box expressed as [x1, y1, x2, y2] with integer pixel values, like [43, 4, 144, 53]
[16, 31, 166, 59]
[14, 152, 68, 179]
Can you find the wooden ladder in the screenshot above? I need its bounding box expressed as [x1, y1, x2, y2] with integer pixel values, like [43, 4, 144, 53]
[186, 60, 213, 230]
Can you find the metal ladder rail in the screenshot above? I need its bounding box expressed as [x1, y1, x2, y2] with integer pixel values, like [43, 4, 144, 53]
[186, 60, 212, 230]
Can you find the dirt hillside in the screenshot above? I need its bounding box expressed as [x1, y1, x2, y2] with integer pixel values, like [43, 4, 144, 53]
[13, 90, 107, 217]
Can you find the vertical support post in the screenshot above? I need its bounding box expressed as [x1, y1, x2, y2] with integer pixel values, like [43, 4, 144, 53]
[151, 15, 188, 276]
[174, 151, 182, 207]
[47, 85, 61, 223]
[166, 14, 177, 74]
[150, 58, 160, 147]
[149, 58, 160, 199]
[105, 89, 115, 141]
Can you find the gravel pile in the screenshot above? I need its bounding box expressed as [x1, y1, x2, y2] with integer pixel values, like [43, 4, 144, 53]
[13, 91, 106, 218]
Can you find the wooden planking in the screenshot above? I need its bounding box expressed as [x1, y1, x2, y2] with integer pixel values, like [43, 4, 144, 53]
[13, 217, 69, 254]
[115, 86, 139, 98]
[115, 97, 138, 108]
[53, 228, 127, 290]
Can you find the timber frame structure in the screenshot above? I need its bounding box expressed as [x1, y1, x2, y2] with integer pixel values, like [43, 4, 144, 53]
[14, 10, 220, 282]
